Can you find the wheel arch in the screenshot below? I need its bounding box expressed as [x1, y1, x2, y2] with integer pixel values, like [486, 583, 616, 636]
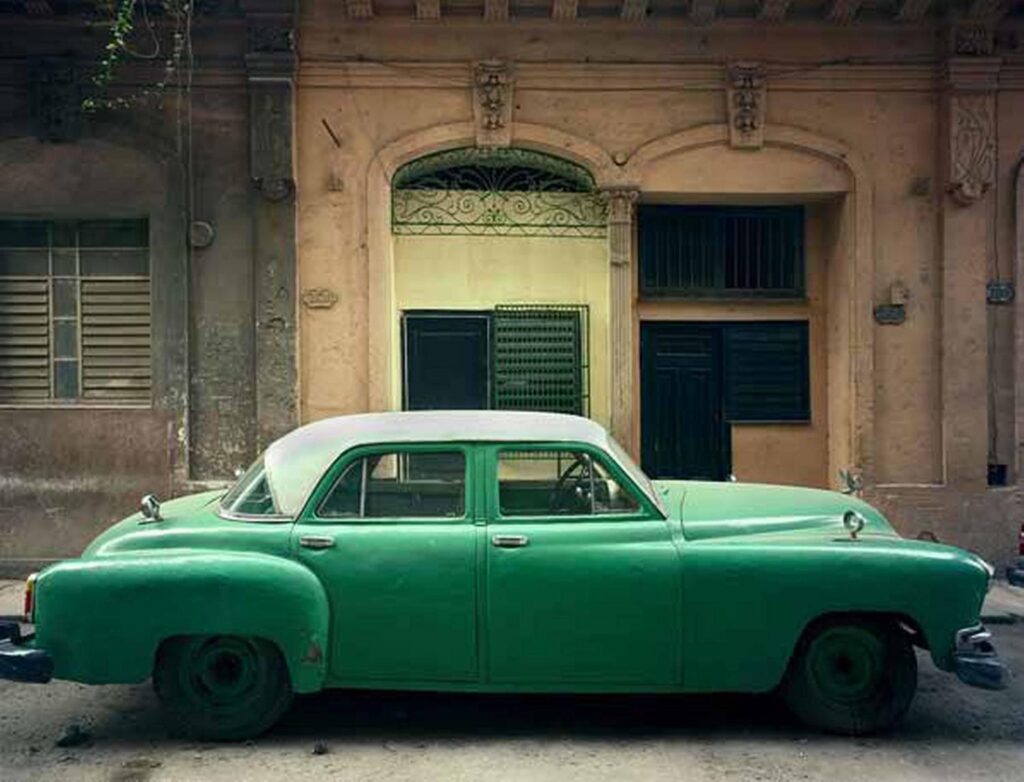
[34, 553, 330, 693]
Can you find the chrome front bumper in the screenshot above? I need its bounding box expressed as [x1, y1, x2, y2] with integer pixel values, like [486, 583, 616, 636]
[0, 620, 53, 684]
[953, 625, 1009, 690]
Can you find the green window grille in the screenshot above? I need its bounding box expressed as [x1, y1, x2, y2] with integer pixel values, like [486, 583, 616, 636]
[391, 148, 607, 238]
[638, 205, 805, 299]
[0, 218, 151, 405]
[724, 321, 810, 422]
[492, 305, 589, 416]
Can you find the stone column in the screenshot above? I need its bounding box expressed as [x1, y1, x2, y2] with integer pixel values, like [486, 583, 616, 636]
[940, 54, 1000, 487]
[245, 5, 298, 450]
[603, 189, 639, 454]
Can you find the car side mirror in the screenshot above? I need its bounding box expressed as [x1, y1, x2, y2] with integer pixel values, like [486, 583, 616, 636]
[140, 494, 162, 523]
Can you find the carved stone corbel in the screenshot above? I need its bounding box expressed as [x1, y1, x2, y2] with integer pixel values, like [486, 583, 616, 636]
[726, 62, 766, 150]
[944, 59, 998, 207]
[472, 60, 514, 148]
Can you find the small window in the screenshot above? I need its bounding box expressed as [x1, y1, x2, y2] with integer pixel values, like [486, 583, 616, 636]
[498, 449, 640, 518]
[638, 205, 805, 299]
[319, 450, 466, 520]
[220, 457, 282, 518]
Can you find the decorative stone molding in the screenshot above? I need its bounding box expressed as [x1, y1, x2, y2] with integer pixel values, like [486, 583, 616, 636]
[552, 0, 578, 20]
[301, 288, 339, 309]
[690, 0, 717, 23]
[827, 0, 862, 24]
[345, 0, 373, 18]
[472, 60, 514, 148]
[189, 220, 216, 249]
[896, 0, 931, 21]
[942, 59, 998, 207]
[621, 0, 648, 21]
[483, 0, 508, 19]
[249, 23, 294, 53]
[951, 22, 996, 56]
[603, 189, 639, 242]
[415, 0, 440, 19]
[31, 58, 81, 143]
[726, 62, 767, 149]
[758, 0, 791, 21]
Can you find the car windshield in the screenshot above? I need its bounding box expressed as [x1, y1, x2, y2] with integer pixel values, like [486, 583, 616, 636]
[220, 456, 282, 517]
[607, 436, 666, 517]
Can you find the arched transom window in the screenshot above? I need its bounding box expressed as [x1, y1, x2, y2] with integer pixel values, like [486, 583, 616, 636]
[392, 148, 607, 238]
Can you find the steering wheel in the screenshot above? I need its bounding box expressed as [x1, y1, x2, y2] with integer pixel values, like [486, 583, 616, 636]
[549, 456, 592, 513]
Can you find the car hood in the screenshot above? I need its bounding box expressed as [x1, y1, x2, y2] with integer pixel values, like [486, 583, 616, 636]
[652, 480, 897, 542]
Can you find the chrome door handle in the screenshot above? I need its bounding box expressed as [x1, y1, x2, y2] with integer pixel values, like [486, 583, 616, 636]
[299, 535, 335, 550]
[491, 534, 529, 549]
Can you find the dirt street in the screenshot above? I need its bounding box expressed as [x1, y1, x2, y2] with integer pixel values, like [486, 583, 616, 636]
[2, 579, 1023, 782]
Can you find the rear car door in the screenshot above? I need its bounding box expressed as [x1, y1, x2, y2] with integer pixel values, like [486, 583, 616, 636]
[293, 444, 479, 684]
[484, 445, 683, 686]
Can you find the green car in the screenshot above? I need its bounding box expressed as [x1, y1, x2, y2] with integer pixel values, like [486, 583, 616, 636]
[0, 412, 1007, 740]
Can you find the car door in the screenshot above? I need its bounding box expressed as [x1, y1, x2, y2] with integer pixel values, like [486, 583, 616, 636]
[484, 444, 683, 686]
[293, 444, 480, 684]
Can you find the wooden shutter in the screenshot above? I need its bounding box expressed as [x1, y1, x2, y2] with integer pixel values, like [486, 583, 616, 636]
[0, 278, 50, 401]
[723, 321, 809, 422]
[80, 279, 151, 401]
[492, 305, 588, 416]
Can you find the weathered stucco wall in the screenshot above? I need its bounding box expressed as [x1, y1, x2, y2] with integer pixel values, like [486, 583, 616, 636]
[294, 15, 1024, 565]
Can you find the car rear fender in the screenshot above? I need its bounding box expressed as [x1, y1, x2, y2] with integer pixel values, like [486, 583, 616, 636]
[33, 552, 329, 693]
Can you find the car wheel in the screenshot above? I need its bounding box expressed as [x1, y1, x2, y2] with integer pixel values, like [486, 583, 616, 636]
[153, 635, 293, 741]
[781, 617, 917, 735]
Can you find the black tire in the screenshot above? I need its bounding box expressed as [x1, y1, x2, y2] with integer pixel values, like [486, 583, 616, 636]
[153, 635, 293, 741]
[781, 616, 917, 735]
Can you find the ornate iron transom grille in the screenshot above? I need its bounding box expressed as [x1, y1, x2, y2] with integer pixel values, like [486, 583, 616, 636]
[392, 148, 607, 238]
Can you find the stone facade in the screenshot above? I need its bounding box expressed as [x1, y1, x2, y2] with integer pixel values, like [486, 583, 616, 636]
[0, 0, 298, 567]
[1, 2, 1023, 570]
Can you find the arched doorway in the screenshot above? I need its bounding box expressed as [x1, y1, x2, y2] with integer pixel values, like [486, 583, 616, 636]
[386, 147, 612, 425]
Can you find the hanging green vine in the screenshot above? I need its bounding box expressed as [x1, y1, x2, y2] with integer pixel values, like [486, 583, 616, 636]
[83, 0, 192, 112]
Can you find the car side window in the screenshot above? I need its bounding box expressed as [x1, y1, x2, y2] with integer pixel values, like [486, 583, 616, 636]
[318, 450, 466, 519]
[498, 449, 641, 517]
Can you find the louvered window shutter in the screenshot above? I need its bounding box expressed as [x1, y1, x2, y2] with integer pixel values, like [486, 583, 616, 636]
[723, 322, 810, 422]
[0, 279, 50, 402]
[0, 219, 150, 405]
[492, 305, 589, 416]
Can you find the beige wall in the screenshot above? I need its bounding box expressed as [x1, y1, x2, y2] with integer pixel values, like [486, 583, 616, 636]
[393, 235, 611, 424]
[294, 14, 1024, 564]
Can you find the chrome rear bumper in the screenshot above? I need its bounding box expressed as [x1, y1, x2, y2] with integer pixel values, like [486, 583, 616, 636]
[953, 625, 1009, 690]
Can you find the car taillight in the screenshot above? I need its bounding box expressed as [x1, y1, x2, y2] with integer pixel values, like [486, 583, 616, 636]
[23, 572, 37, 622]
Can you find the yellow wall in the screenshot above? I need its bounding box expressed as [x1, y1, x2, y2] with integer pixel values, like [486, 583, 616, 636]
[392, 235, 611, 426]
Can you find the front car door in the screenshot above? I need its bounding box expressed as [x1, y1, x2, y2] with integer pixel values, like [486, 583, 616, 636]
[484, 444, 683, 687]
[294, 444, 479, 684]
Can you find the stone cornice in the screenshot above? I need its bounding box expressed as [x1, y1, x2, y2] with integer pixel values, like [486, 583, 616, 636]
[297, 61, 953, 92]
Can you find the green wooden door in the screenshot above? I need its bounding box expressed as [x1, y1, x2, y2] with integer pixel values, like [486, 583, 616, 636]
[483, 445, 682, 686]
[295, 445, 479, 684]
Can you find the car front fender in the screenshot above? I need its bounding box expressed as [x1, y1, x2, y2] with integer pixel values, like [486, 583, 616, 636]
[33, 552, 329, 693]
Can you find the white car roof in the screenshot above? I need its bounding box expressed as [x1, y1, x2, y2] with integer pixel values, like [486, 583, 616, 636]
[261, 411, 645, 516]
